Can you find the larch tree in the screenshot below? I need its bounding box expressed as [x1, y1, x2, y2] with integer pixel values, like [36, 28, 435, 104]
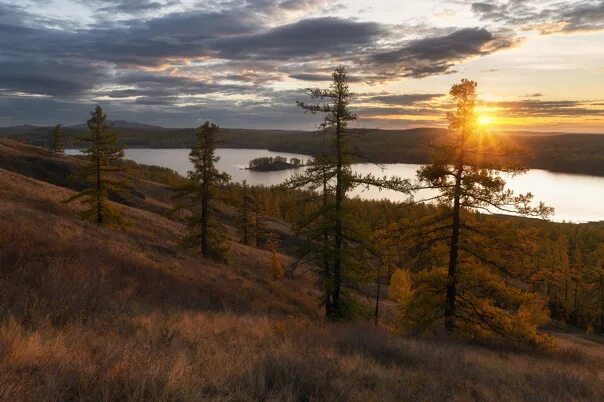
[593, 245, 604, 332]
[173, 121, 231, 261]
[283, 66, 410, 320]
[66, 105, 125, 225]
[252, 188, 265, 248]
[49, 124, 64, 154]
[238, 180, 254, 245]
[413, 79, 553, 344]
[265, 232, 283, 280]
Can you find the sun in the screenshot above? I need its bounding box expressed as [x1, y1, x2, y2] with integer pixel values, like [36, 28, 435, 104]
[478, 114, 495, 127]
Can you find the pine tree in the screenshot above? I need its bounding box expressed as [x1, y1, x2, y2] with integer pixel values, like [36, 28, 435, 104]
[66, 106, 125, 225]
[173, 121, 231, 260]
[49, 124, 64, 154]
[415, 79, 553, 341]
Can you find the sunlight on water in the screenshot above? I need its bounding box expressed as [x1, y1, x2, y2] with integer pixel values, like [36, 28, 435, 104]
[67, 148, 604, 223]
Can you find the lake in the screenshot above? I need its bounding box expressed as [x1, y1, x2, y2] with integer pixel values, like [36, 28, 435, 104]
[67, 148, 604, 223]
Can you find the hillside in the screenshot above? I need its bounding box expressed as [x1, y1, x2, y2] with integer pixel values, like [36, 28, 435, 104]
[3, 123, 604, 176]
[1, 139, 604, 401]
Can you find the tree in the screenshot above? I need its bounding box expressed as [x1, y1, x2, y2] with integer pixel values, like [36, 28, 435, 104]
[283, 66, 410, 320]
[173, 121, 231, 260]
[595, 245, 604, 332]
[416, 79, 553, 340]
[66, 106, 125, 225]
[389, 268, 414, 322]
[238, 180, 254, 245]
[252, 188, 265, 248]
[49, 124, 64, 154]
[282, 66, 357, 319]
[266, 233, 283, 280]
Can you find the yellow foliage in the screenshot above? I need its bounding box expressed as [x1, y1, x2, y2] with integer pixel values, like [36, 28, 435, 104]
[388, 269, 414, 307]
[518, 298, 550, 328]
[272, 250, 283, 280]
[392, 263, 553, 348]
[404, 268, 447, 331]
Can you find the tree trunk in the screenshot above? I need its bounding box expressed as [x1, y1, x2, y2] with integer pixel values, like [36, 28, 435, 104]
[445, 163, 463, 333]
[374, 262, 381, 326]
[332, 119, 343, 319]
[322, 169, 332, 317]
[564, 272, 569, 320]
[242, 184, 249, 244]
[600, 274, 604, 333]
[201, 165, 209, 257]
[95, 124, 102, 225]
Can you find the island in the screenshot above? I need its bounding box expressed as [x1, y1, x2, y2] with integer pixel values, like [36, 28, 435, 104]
[247, 156, 305, 171]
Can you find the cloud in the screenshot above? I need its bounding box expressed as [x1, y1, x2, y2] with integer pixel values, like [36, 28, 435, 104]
[3, 0, 598, 129]
[211, 17, 384, 60]
[371, 28, 520, 78]
[82, 0, 180, 15]
[289, 73, 333, 81]
[471, 0, 604, 34]
[483, 99, 604, 117]
[364, 93, 444, 106]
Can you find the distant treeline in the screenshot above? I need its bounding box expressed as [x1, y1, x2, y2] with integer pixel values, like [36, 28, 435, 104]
[4, 125, 604, 176]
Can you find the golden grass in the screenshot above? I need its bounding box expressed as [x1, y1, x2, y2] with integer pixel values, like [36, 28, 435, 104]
[2, 313, 603, 401]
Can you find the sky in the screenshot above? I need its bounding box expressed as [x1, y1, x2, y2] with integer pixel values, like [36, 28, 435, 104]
[0, 0, 603, 131]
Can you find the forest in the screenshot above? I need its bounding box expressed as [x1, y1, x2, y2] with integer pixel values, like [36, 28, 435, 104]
[1, 67, 603, 400]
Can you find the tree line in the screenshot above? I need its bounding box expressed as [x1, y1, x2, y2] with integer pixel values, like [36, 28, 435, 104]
[59, 67, 603, 347]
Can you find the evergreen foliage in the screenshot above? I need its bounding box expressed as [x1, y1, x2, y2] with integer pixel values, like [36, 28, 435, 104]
[49, 124, 64, 154]
[65, 106, 125, 225]
[283, 66, 411, 320]
[173, 121, 231, 261]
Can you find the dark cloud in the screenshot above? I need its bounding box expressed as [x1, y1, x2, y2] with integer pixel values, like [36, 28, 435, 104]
[289, 72, 366, 82]
[0, 57, 107, 97]
[559, 1, 604, 32]
[211, 17, 384, 60]
[82, 0, 180, 15]
[289, 73, 331, 81]
[471, 0, 604, 34]
[365, 94, 444, 106]
[371, 28, 519, 78]
[356, 106, 442, 117]
[483, 100, 604, 117]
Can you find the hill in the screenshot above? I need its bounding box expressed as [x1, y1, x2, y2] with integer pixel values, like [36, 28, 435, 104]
[3, 123, 604, 176]
[1, 139, 603, 400]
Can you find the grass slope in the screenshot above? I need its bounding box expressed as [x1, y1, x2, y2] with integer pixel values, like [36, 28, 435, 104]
[1, 139, 603, 401]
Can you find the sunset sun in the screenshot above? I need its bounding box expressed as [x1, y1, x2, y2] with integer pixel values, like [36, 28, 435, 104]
[478, 114, 496, 127]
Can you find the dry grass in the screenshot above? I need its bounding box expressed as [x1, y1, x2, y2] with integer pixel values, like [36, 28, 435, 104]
[2, 314, 603, 401]
[1, 140, 604, 401]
